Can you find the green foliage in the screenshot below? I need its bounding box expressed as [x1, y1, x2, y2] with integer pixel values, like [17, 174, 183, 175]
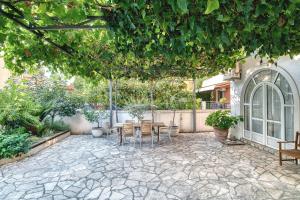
[1, 1, 298, 80]
[0, 80, 41, 131]
[114, 78, 194, 110]
[126, 104, 151, 122]
[56, 94, 85, 117]
[205, 0, 220, 14]
[40, 118, 70, 136]
[205, 110, 242, 130]
[30, 74, 85, 122]
[0, 129, 30, 159]
[83, 109, 99, 123]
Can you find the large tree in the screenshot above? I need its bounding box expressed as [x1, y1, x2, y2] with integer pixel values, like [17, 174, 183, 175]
[0, 0, 299, 79]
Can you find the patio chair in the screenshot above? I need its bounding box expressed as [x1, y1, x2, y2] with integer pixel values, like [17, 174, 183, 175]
[136, 122, 154, 147]
[122, 123, 134, 145]
[159, 121, 172, 142]
[278, 131, 300, 166]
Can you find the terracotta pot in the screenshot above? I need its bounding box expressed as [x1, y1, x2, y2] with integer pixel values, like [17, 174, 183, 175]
[213, 127, 228, 142]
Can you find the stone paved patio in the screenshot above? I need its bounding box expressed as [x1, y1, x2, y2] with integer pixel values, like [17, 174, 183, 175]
[0, 132, 299, 200]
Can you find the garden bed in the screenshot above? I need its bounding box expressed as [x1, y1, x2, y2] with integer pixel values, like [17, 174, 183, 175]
[0, 130, 70, 166]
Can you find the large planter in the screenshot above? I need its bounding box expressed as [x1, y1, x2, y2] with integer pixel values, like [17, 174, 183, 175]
[213, 127, 228, 142]
[170, 126, 179, 137]
[92, 128, 103, 138]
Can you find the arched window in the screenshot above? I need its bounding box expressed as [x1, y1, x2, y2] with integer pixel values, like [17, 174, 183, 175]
[243, 69, 294, 148]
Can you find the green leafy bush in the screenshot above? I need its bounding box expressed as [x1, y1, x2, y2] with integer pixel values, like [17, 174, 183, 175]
[83, 109, 98, 123]
[39, 119, 70, 136]
[205, 110, 242, 130]
[0, 81, 41, 132]
[0, 129, 30, 159]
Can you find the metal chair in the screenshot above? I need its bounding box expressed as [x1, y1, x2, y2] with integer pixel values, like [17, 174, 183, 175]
[122, 123, 134, 145]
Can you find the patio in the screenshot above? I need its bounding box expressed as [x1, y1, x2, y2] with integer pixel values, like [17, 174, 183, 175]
[0, 133, 299, 200]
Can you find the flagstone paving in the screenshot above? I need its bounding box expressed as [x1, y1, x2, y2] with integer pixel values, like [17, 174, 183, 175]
[0, 132, 299, 200]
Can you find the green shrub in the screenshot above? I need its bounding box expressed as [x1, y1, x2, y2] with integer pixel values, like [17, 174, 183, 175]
[39, 119, 70, 136]
[0, 130, 30, 159]
[48, 120, 69, 132]
[205, 110, 242, 130]
[0, 81, 41, 132]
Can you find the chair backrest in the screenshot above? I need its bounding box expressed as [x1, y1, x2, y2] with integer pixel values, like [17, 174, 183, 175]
[123, 123, 134, 136]
[141, 122, 152, 135]
[296, 131, 300, 149]
[125, 120, 135, 123]
[141, 120, 151, 123]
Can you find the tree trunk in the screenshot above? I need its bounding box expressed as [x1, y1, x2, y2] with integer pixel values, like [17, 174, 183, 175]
[109, 79, 113, 128]
[114, 80, 119, 123]
[150, 80, 155, 123]
[192, 79, 197, 133]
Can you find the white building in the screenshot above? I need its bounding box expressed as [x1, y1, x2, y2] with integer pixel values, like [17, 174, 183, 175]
[230, 55, 300, 149]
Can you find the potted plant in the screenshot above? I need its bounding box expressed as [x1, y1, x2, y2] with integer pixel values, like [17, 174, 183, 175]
[84, 109, 109, 137]
[168, 95, 187, 137]
[126, 104, 150, 123]
[205, 110, 242, 142]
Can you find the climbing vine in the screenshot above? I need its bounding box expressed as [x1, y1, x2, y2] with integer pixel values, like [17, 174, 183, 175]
[0, 0, 299, 79]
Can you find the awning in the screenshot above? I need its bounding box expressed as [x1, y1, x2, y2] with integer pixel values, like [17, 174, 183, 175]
[197, 85, 215, 92]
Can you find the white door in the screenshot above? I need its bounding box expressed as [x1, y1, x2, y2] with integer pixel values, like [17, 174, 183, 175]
[251, 83, 284, 148]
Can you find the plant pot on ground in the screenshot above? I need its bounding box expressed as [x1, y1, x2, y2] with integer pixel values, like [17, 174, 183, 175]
[84, 109, 109, 138]
[169, 125, 179, 137]
[205, 110, 242, 142]
[91, 127, 103, 138]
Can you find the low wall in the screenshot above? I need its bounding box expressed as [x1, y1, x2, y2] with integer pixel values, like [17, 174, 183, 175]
[112, 109, 219, 132]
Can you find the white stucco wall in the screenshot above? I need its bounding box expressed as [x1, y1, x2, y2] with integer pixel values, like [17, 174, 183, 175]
[230, 55, 300, 139]
[112, 110, 216, 132]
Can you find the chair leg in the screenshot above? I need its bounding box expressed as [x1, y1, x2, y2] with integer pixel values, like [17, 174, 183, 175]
[279, 152, 282, 166]
[168, 130, 172, 142]
[151, 131, 154, 148]
[295, 159, 298, 165]
[140, 134, 142, 148]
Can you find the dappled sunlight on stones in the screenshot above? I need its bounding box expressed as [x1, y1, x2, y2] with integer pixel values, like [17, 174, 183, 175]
[0, 133, 299, 199]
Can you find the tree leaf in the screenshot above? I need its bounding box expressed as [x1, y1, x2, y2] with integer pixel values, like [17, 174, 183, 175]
[205, 0, 220, 14]
[177, 0, 188, 14]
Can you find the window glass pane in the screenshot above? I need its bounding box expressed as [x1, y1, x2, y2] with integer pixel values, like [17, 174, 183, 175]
[244, 105, 250, 130]
[275, 74, 293, 105]
[244, 79, 255, 103]
[253, 70, 277, 84]
[252, 119, 263, 134]
[267, 86, 281, 121]
[285, 106, 294, 141]
[252, 86, 263, 119]
[267, 122, 281, 139]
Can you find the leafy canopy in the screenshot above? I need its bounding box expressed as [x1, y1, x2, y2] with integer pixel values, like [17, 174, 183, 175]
[0, 0, 299, 79]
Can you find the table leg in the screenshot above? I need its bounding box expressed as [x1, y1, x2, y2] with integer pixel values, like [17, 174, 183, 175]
[119, 127, 123, 145]
[157, 126, 160, 143]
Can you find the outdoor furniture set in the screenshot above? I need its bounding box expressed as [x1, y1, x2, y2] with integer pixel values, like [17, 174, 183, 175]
[114, 120, 172, 147]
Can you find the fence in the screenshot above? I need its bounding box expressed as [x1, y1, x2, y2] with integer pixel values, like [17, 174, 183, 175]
[201, 101, 230, 110]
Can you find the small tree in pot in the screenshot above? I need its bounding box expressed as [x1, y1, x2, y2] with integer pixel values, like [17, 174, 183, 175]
[84, 109, 109, 137]
[205, 110, 242, 142]
[126, 104, 150, 123]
